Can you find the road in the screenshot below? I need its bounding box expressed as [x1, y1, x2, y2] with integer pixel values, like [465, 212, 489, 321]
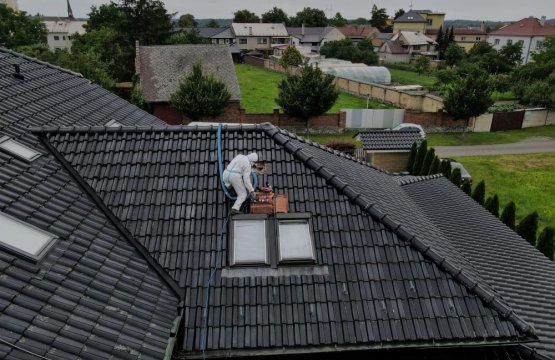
[434, 136, 555, 157]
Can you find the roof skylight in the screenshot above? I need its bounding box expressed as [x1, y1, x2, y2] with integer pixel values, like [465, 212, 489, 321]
[0, 136, 41, 161]
[0, 211, 57, 262]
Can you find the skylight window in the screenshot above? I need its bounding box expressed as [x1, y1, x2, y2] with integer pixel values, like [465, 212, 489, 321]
[278, 218, 315, 262]
[0, 211, 57, 262]
[231, 216, 268, 265]
[105, 119, 123, 127]
[0, 136, 41, 161]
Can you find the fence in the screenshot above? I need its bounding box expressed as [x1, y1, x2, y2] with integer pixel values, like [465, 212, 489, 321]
[470, 108, 555, 132]
[343, 109, 405, 129]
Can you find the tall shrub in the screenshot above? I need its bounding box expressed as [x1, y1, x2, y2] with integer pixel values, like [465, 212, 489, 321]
[406, 142, 418, 173]
[516, 211, 539, 245]
[461, 180, 472, 195]
[500, 201, 516, 230]
[439, 159, 452, 178]
[449, 168, 462, 187]
[412, 139, 428, 175]
[420, 147, 435, 176]
[536, 227, 555, 260]
[484, 194, 500, 217]
[471, 180, 486, 205]
[429, 156, 441, 175]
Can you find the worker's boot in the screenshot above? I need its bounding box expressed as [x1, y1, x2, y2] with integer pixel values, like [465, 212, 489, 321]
[230, 209, 242, 215]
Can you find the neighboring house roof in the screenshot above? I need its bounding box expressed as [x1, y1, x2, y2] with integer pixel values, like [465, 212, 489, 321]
[0, 48, 180, 359]
[212, 27, 234, 39]
[231, 23, 288, 37]
[136, 44, 241, 103]
[490, 17, 555, 37]
[338, 25, 378, 39]
[195, 27, 227, 38]
[356, 128, 423, 150]
[40, 123, 555, 358]
[393, 31, 436, 46]
[380, 40, 409, 54]
[394, 10, 427, 23]
[287, 26, 336, 43]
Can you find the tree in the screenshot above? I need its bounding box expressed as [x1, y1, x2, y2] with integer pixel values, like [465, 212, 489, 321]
[415, 55, 431, 75]
[170, 62, 231, 121]
[500, 201, 516, 230]
[485, 194, 500, 217]
[444, 67, 493, 126]
[499, 42, 523, 69]
[0, 5, 47, 49]
[329, 12, 348, 27]
[440, 159, 452, 178]
[320, 39, 378, 65]
[279, 46, 304, 71]
[429, 156, 441, 175]
[406, 142, 418, 173]
[412, 140, 428, 175]
[370, 4, 389, 32]
[169, 28, 210, 44]
[394, 9, 405, 19]
[262, 7, 289, 24]
[516, 211, 539, 245]
[536, 227, 555, 260]
[435, 26, 445, 57]
[461, 180, 472, 195]
[444, 43, 465, 67]
[206, 19, 219, 28]
[471, 180, 486, 205]
[178, 13, 197, 28]
[291, 7, 328, 27]
[420, 147, 435, 176]
[233, 9, 259, 23]
[350, 17, 368, 25]
[276, 65, 339, 130]
[449, 168, 462, 187]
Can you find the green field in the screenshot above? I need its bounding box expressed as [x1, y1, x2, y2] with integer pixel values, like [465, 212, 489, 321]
[235, 64, 393, 113]
[456, 153, 555, 231]
[427, 126, 555, 146]
[387, 68, 437, 88]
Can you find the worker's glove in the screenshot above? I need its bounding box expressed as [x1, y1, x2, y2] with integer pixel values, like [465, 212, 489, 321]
[249, 192, 257, 201]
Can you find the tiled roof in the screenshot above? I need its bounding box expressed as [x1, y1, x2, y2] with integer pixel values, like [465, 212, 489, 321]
[231, 23, 288, 37]
[381, 40, 409, 54]
[356, 129, 423, 150]
[0, 48, 180, 359]
[41, 124, 545, 357]
[338, 25, 378, 38]
[287, 27, 336, 42]
[137, 44, 241, 103]
[394, 31, 436, 46]
[394, 10, 427, 23]
[490, 17, 555, 37]
[402, 176, 555, 357]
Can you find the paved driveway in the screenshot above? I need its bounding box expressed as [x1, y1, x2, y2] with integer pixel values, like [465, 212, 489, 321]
[435, 137, 555, 157]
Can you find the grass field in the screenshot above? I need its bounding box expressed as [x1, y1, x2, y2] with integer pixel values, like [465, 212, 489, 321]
[456, 153, 555, 231]
[427, 126, 555, 146]
[235, 64, 394, 113]
[387, 68, 437, 88]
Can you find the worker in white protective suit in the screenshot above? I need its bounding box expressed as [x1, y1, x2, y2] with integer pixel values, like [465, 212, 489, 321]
[224, 153, 259, 214]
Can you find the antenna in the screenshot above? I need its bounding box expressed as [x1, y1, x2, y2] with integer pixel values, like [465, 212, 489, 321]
[409, 2, 414, 10]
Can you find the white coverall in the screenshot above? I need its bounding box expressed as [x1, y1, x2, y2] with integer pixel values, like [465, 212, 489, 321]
[223, 153, 258, 211]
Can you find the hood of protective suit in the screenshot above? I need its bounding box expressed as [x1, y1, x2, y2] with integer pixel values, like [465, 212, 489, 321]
[247, 153, 258, 164]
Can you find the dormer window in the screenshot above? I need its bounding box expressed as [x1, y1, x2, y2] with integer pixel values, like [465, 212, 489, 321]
[0, 136, 41, 161]
[0, 211, 57, 262]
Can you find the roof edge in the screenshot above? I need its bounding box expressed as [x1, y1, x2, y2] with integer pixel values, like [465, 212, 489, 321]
[262, 123, 537, 339]
[396, 173, 445, 185]
[36, 133, 184, 301]
[0, 47, 84, 78]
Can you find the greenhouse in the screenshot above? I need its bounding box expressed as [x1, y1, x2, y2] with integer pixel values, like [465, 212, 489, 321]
[325, 66, 391, 84]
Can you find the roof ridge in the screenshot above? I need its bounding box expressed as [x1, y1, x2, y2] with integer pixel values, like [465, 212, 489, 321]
[0, 47, 84, 78]
[31, 123, 268, 134]
[262, 123, 537, 340]
[396, 173, 445, 185]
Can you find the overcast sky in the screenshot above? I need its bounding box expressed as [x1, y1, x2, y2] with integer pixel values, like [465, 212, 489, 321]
[18, 0, 553, 22]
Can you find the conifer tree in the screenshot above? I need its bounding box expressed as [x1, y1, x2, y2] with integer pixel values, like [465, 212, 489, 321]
[500, 201, 516, 230]
[461, 180, 472, 195]
[516, 211, 539, 245]
[484, 194, 500, 217]
[471, 180, 486, 205]
[449, 167, 462, 187]
[420, 148, 435, 176]
[436, 25, 444, 52]
[412, 140, 428, 175]
[429, 156, 441, 175]
[536, 227, 555, 260]
[407, 142, 418, 173]
[439, 159, 452, 178]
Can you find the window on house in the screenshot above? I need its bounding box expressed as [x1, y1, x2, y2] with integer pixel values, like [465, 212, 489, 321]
[54, 36, 60, 41]
[68, 36, 71, 40]
[494, 39, 500, 45]
[277, 218, 315, 262]
[231, 216, 268, 265]
[461, 36, 466, 41]
[507, 39, 513, 45]
[239, 38, 247, 44]
[257, 38, 268, 45]
[517, 40, 524, 45]
[0, 136, 41, 161]
[0, 211, 57, 262]
[476, 37, 481, 41]
[427, 19, 432, 25]
[413, 45, 421, 50]
[62, 36, 66, 40]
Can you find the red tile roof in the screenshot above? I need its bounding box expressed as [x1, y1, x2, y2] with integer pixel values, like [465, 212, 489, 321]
[338, 25, 378, 38]
[490, 17, 555, 36]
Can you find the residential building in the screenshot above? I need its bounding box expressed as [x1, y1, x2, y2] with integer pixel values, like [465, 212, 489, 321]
[427, 26, 487, 52]
[379, 31, 437, 64]
[338, 25, 379, 43]
[210, 27, 235, 45]
[488, 16, 555, 63]
[287, 25, 345, 52]
[42, 16, 87, 50]
[372, 32, 395, 52]
[231, 23, 290, 52]
[135, 44, 241, 124]
[393, 9, 445, 33]
[0, 0, 17, 10]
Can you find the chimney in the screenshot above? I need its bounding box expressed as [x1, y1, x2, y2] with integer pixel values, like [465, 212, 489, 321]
[13, 64, 24, 80]
[540, 16, 546, 26]
[249, 26, 252, 35]
[302, 23, 305, 36]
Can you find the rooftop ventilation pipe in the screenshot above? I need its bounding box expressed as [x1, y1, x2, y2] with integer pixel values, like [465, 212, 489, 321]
[13, 65, 24, 80]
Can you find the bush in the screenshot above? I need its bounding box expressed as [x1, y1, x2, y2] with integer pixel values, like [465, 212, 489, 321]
[407, 142, 418, 173]
[439, 159, 452, 178]
[429, 156, 440, 174]
[461, 180, 472, 195]
[500, 201, 516, 230]
[536, 227, 555, 260]
[484, 194, 500, 217]
[487, 103, 516, 113]
[412, 140, 428, 175]
[472, 180, 486, 205]
[420, 147, 435, 176]
[516, 211, 539, 245]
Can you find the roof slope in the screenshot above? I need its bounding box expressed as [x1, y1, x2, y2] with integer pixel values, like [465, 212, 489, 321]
[490, 17, 555, 37]
[338, 25, 377, 38]
[394, 10, 427, 23]
[137, 44, 241, 103]
[43, 124, 539, 356]
[231, 23, 288, 36]
[357, 128, 423, 150]
[402, 176, 555, 358]
[0, 48, 179, 359]
[287, 26, 335, 42]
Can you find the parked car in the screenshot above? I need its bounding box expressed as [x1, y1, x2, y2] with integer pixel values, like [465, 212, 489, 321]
[443, 158, 472, 183]
[391, 123, 426, 138]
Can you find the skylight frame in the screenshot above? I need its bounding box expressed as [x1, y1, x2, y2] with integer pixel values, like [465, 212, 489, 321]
[0, 211, 58, 263]
[0, 136, 41, 162]
[230, 214, 269, 266]
[276, 213, 316, 263]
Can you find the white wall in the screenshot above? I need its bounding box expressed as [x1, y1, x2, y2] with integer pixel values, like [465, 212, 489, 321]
[487, 35, 546, 64]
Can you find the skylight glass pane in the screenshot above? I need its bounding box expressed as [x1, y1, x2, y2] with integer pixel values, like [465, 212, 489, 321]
[0, 137, 41, 161]
[233, 220, 267, 264]
[0, 212, 56, 259]
[278, 220, 314, 262]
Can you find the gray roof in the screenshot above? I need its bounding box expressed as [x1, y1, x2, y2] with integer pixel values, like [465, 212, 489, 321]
[382, 40, 409, 54]
[40, 123, 551, 358]
[231, 23, 288, 37]
[137, 44, 241, 103]
[0, 48, 180, 359]
[357, 128, 423, 150]
[394, 10, 428, 23]
[212, 27, 234, 39]
[287, 26, 335, 42]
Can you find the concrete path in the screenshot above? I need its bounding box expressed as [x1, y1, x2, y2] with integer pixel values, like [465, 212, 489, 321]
[434, 136, 555, 157]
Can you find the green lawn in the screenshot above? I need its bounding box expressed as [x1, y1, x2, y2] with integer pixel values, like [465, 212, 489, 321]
[455, 153, 555, 231]
[387, 68, 437, 87]
[427, 126, 555, 146]
[235, 64, 393, 113]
